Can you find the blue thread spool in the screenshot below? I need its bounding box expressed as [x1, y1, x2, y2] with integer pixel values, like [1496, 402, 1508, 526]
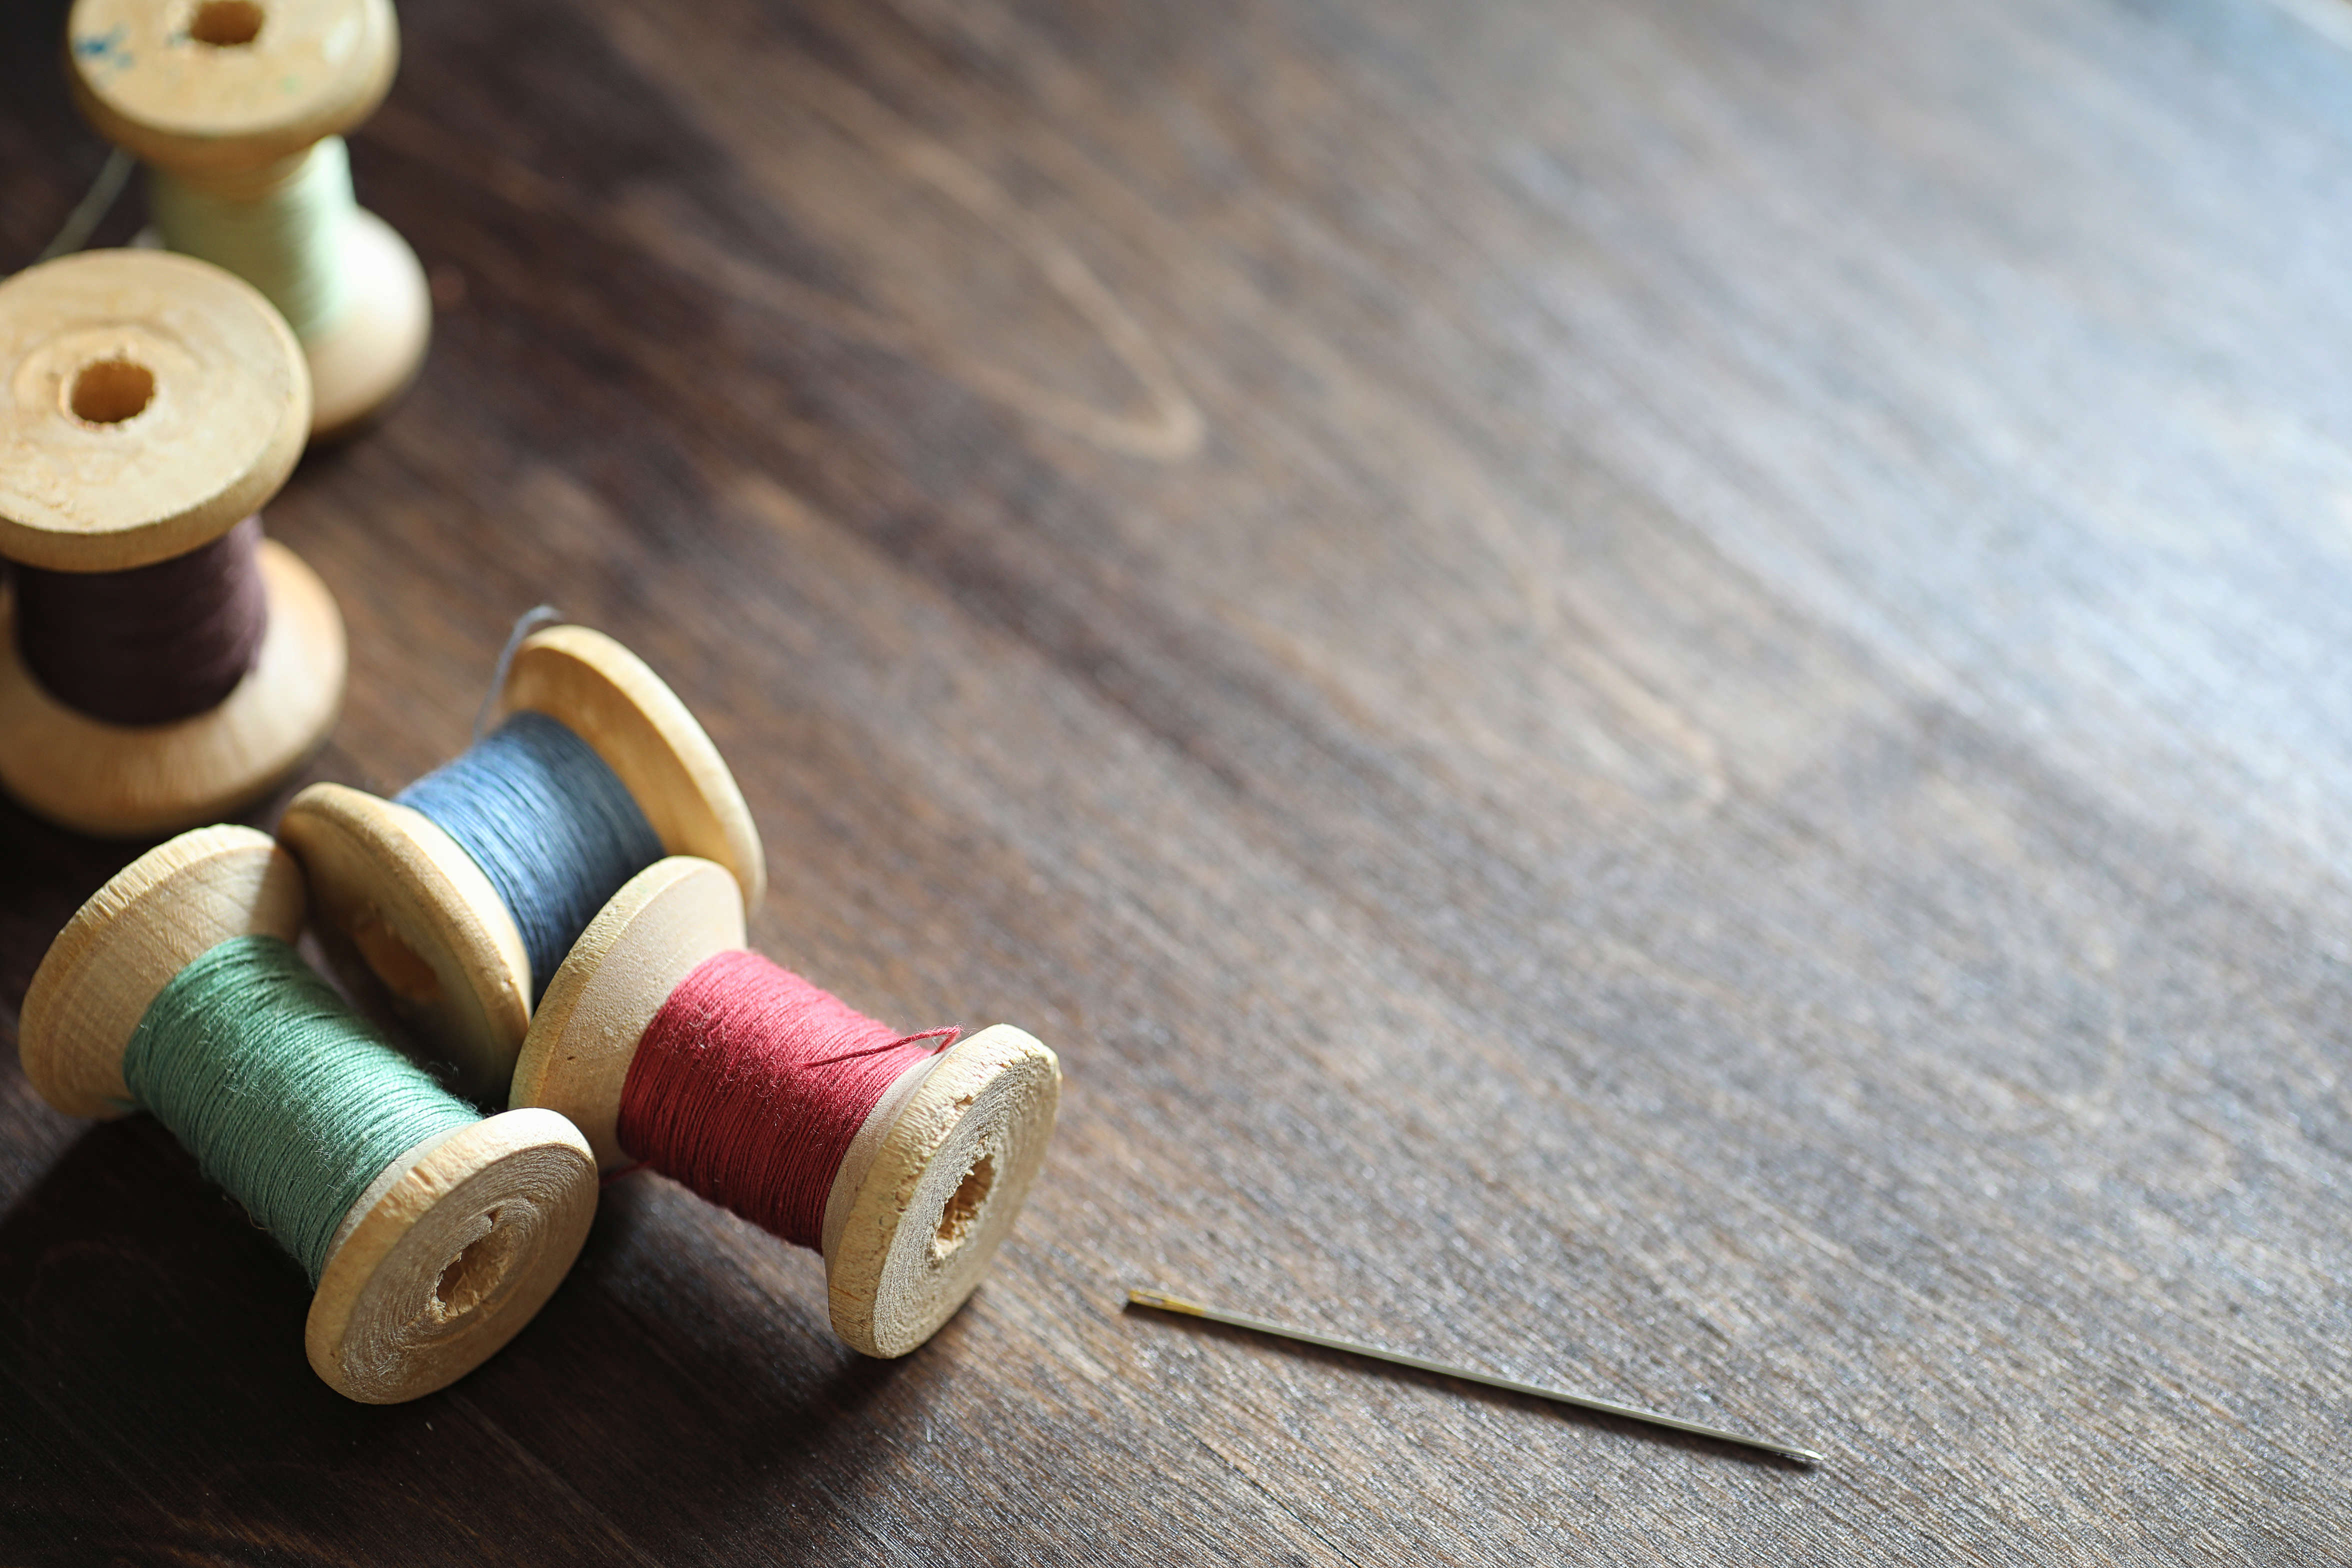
[18, 826, 598, 1402]
[280, 624, 764, 1100]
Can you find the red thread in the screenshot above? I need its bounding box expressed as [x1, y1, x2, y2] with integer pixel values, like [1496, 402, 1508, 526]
[616, 950, 957, 1248]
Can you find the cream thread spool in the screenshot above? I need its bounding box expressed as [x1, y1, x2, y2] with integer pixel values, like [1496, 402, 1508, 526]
[0, 248, 344, 836]
[280, 624, 766, 1100]
[512, 856, 1062, 1357]
[66, 0, 430, 438]
[18, 826, 600, 1402]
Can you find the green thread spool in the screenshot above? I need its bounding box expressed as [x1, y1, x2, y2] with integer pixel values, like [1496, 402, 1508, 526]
[124, 934, 476, 1284]
[148, 138, 357, 344]
[19, 826, 598, 1404]
[66, 0, 432, 438]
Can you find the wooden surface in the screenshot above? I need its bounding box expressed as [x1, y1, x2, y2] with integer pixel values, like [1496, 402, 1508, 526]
[4, 0, 2350, 1558]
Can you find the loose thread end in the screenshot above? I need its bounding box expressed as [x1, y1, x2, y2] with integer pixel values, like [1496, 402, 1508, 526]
[470, 604, 564, 742]
[32, 148, 132, 265]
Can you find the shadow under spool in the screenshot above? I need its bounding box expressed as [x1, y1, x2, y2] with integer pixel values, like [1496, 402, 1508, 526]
[12, 516, 270, 724]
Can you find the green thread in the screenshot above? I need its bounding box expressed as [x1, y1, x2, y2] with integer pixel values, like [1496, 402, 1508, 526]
[122, 934, 474, 1284]
[150, 138, 356, 340]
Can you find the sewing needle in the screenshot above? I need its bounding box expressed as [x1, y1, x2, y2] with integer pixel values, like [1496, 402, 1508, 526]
[1127, 1286, 1822, 1466]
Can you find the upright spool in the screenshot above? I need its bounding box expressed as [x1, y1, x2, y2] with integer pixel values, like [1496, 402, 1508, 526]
[0, 248, 344, 836]
[18, 826, 598, 1402]
[66, 0, 430, 437]
[512, 857, 1061, 1356]
[280, 624, 764, 1100]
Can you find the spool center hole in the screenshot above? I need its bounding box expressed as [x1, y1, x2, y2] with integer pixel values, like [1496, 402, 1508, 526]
[432, 1210, 514, 1321]
[353, 917, 442, 1006]
[190, 0, 263, 46]
[69, 358, 154, 425]
[932, 1154, 995, 1259]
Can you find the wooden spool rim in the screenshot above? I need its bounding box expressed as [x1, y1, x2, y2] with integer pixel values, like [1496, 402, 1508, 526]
[0, 249, 308, 571]
[510, 856, 746, 1168]
[512, 856, 1062, 1357]
[20, 824, 302, 1118]
[306, 206, 430, 439]
[66, 0, 399, 176]
[306, 1105, 596, 1403]
[0, 538, 346, 838]
[279, 623, 762, 1101]
[277, 782, 532, 1104]
[129, 192, 434, 436]
[16, 825, 597, 1404]
[500, 624, 766, 910]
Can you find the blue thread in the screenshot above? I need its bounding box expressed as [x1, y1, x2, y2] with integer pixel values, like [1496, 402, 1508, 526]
[398, 711, 664, 998]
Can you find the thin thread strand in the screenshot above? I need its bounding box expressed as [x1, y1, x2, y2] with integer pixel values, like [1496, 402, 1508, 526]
[32, 146, 132, 264]
[472, 606, 561, 742]
[150, 138, 356, 340]
[396, 710, 664, 999]
[617, 950, 956, 1250]
[12, 516, 270, 724]
[122, 934, 476, 1284]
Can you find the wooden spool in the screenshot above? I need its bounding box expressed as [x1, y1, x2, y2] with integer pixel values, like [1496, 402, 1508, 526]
[512, 856, 1062, 1357]
[0, 248, 344, 837]
[17, 826, 598, 1404]
[279, 624, 765, 1102]
[66, 0, 430, 438]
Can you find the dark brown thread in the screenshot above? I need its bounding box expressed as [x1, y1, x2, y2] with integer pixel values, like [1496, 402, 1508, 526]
[13, 516, 270, 724]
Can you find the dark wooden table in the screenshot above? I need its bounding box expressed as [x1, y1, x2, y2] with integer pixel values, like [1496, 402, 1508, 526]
[6, 0, 2352, 1559]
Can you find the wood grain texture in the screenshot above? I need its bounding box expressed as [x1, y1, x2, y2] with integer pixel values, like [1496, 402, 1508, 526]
[4, 0, 2352, 1559]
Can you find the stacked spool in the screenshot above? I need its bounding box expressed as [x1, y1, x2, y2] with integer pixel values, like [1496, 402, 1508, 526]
[0, 247, 344, 836]
[18, 826, 597, 1402]
[66, 0, 430, 438]
[281, 628, 1062, 1355]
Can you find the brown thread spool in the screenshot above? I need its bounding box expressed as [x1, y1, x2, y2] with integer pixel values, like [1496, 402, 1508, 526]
[280, 625, 765, 1100]
[0, 248, 345, 836]
[14, 516, 268, 724]
[510, 857, 1062, 1357]
[66, 0, 430, 438]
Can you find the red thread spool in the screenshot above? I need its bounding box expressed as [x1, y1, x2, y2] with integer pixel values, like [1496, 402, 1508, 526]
[619, 950, 958, 1250]
[510, 858, 1061, 1356]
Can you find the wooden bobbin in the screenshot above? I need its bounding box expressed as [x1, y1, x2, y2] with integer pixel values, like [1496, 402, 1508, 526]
[66, 0, 429, 438]
[0, 248, 344, 838]
[17, 826, 598, 1404]
[280, 624, 766, 1102]
[512, 857, 1062, 1357]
